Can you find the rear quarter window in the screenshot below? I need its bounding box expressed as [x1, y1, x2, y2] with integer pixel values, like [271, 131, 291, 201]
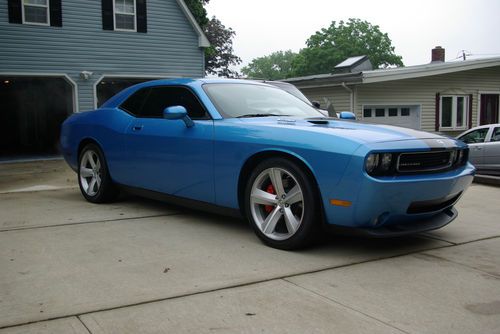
[120, 88, 150, 115]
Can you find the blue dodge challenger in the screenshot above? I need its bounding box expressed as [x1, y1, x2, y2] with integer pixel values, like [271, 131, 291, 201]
[61, 78, 475, 249]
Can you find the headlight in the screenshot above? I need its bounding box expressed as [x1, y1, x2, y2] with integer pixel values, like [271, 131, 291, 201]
[380, 153, 392, 171]
[365, 154, 379, 173]
[365, 153, 395, 175]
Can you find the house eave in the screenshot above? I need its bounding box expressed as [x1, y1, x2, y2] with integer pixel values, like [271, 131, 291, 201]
[285, 57, 500, 88]
[284, 72, 363, 88]
[363, 58, 500, 84]
[176, 0, 210, 48]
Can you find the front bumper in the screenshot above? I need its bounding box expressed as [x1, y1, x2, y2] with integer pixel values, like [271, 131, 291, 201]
[325, 207, 457, 237]
[322, 160, 475, 235]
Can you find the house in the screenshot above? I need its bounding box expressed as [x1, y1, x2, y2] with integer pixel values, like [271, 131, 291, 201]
[285, 47, 500, 136]
[0, 0, 209, 157]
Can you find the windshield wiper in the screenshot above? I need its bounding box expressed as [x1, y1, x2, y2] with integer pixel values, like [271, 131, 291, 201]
[237, 113, 288, 118]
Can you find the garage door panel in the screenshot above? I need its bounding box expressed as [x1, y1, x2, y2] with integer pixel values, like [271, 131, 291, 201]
[362, 105, 420, 130]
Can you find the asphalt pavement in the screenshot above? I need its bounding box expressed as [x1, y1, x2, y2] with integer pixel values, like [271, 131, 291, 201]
[0, 160, 499, 334]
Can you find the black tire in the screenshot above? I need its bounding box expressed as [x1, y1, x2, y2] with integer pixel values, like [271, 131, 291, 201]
[78, 143, 119, 203]
[244, 157, 321, 250]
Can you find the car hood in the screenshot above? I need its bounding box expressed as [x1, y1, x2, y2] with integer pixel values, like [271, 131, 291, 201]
[237, 117, 453, 145]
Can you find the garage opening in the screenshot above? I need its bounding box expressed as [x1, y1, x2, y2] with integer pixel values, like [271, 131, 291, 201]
[96, 77, 153, 108]
[362, 105, 421, 129]
[0, 76, 74, 159]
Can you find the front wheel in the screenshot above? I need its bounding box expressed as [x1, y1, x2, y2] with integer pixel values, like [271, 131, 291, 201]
[244, 158, 321, 250]
[78, 143, 119, 203]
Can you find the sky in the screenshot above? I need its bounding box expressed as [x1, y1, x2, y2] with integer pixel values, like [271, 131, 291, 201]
[205, 0, 500, 71]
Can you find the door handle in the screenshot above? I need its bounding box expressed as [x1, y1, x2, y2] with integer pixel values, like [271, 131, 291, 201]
[474, 146, 483, 150]
[132, 125, 143, 131]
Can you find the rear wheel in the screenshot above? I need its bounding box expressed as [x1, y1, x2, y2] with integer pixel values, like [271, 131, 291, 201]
[245, 158, 320, 250]
[78, 143, 119, 203]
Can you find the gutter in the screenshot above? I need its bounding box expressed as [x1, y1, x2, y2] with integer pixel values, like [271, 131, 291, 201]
[341, 82, 354, 112]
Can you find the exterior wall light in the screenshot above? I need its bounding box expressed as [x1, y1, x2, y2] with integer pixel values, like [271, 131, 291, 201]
[80, 71, 93, 80]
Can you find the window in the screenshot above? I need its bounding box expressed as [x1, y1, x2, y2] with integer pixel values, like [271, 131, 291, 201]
[363, 108, 372, 118]
[121, 86, 208, 119]
[491, 127, 500, 142]
[440, 95, 468, 130]
[458, 128, 489, 144]
[375, 108, 385, 117]
[102, 0, 146, 32]
[114, 0, 136, 31]
[23, 0, 49, 25]
[388, 108, 398, 117]
[8, 0, 61, 27]
[401, 108, 410, 116]
[120, 87, 150, 115]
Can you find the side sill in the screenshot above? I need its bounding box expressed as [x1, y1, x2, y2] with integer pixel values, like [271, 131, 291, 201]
[118, 184, 243, 219]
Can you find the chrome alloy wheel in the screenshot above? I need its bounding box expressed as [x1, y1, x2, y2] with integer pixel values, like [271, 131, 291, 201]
[250, 167, 304, 241]
[79, 150, 102, 197]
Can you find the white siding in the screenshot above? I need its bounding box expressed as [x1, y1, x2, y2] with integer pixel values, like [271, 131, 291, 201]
[356, 66, 500, 133]
[301, 86, 351, 114]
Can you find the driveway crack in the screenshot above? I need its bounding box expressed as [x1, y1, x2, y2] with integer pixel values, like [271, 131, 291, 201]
[282, 278, 411, 334]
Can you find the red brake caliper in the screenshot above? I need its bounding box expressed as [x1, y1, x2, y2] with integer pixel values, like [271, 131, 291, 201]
[264, 184, 276, 213]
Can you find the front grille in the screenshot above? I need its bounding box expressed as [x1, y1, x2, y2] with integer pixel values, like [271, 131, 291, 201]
[407, 192, 462, 214]
[397, 151, 453, 173]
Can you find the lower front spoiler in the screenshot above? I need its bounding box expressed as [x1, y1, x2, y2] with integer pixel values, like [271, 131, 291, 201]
[325, 207, 457, 238]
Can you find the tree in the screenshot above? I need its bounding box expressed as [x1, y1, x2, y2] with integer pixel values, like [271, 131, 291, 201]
[183, 0, 210, 28]
[241, 50, 298, 80]
[204, 17, 241, 77]
[292, 18, 403, 77]
[184, 1, 241, 77]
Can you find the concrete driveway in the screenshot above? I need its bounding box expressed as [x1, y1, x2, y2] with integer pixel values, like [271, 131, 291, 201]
[0, 160, 499, 334]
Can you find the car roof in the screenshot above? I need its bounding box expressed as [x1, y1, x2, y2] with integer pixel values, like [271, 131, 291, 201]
[100, 78, 275, 109]
[467, 123, 500, 131]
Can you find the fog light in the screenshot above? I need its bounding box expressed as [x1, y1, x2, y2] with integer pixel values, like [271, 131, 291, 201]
[365, 154, 379, 173]
[380, 153, 392, 171]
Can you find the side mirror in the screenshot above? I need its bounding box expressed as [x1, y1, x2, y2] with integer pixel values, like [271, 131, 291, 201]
[311, 101, 321, 108]
[163, 106, 194, 127]
[337, 111, 356, 120]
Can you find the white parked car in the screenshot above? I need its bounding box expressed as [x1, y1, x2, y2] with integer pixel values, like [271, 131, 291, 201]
[457, 124, 500, 175]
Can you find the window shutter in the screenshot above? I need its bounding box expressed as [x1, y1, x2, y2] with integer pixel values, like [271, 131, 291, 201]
[8, 0, 22, 24]
[49, 0, 62, 27]
[102, 0, 114, 30]
[435, 93, 440, 132]
[136, 0, 147, 33]
[468, 94, 473, 129]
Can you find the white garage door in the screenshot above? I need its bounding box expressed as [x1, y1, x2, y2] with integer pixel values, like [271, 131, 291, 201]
[362, 105, 420, 129]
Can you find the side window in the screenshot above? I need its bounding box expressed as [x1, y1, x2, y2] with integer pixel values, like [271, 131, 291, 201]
[491, 127, 500, 142]
[459, 128, 489, 144]
[139, 87, 208, 119]
[120, 88, 150, 115]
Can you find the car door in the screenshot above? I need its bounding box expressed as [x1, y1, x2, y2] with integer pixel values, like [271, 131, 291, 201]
[122, 86, 215, 203]
[483, 126, 500, 173]
[457, 127, 490, 168]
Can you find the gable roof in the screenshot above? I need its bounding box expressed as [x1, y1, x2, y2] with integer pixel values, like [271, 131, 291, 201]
[285, 56, 500, 87]
[176, 0, 210, 48]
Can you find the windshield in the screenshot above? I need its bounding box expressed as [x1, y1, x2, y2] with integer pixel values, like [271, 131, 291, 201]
[203, 83, 324, 119]
[265, 81, 312, 106]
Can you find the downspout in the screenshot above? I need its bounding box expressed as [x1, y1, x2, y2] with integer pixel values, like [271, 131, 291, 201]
[341, 82, 354, 112]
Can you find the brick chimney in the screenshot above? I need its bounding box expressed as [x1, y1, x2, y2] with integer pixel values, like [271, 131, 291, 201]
[431, 46, 445, 62]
